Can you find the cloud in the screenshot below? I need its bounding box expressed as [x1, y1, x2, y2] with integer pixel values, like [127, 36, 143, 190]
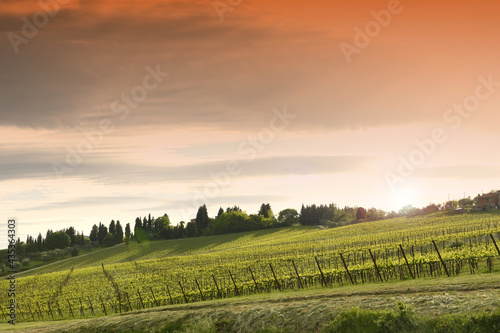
[30, 196, 164, 211]
[0, 145, 373, 183]
[417, 165, 500, 180]
[1, 0, 499, 132]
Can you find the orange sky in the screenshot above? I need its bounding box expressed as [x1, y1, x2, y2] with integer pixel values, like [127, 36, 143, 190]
[1, 0, 500, 248]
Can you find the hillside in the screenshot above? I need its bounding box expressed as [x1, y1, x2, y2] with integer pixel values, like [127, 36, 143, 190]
[1, 211, 500, 331]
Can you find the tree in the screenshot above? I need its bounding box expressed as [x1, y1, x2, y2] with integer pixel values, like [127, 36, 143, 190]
[65, 227, 76, 246]
[196, 204, 210, 234]
[74, 231, 84, 246]
[109, 220, 116, 236]
[299, 204, 320, 225]
[89, 225, 98, 243]
[422, 203, 439, 214]
[398, 205, 414, 216]
[277, 209, 299, 226]
[45, 231, 70, 250]
[134, 217, 142, 232]
[210, 211, 252, 235]
[102, 233, 116, 247]
[356, 207, 367, 220]
[115, 220, 124, 243]
[97, 222, 108, 245]
[226, 206, 241, 213]
[458, 197, 474, 208]
[217, 207, 224, 218]
[125, 223, 131, 244]
[147, 214, 152, 230]
[37, 232, 43, 251]
[258, 203, 272, 218]
[186, 221, 197, 237]
[176, 221, 186, 238]
[444, 200, 459, 209]
[154, 214, 171, 239]
[366, 208, 386, 221]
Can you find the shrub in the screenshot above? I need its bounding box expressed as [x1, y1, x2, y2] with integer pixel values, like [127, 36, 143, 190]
[102, 233, 117, 247]
[21, 258, 30, 267]
[323, 303, 420, 333]
[71, 247, 79, 257]
[323, 307, 380, 333]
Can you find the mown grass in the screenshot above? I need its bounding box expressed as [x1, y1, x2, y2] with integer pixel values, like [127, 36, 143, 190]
[1, 271, 499, 332]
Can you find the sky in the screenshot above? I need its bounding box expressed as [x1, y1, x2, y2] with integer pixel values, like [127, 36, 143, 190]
[1, 0, 500, 249]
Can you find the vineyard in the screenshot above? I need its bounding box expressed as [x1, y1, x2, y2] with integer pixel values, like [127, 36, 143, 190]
[2, 211, 500, 322]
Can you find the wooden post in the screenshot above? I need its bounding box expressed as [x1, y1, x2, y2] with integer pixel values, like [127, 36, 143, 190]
[432, 240, 450, 277]
[47, 301, 54, 319]
[67, 299, 74, 318]
[339, 253, 355, 285]
[166, 285, 174, 305]
[55, 301, 63, 318]
[137, 289, 145, 309]
[27, 303, 35, 320]
[195, 279, 205, 301]
[79, 298, 85, 316]
[228, 270, 240, 296]
[36, 301, 44, 319]
[248, 267, 260, 293]
[179, 281, 189, 303]
[314, 257, 328, 286]
[125, 292, 132, 311]
[212, 275, 222, 298]
[490, 234, 500, 256]
[150, 287, 159, 306]
[292, 260, 304, 289]
[17, 304, 24, 320]
[269, 263, 282, 292]
[87, 297, 95, 316]
[368, 249, 384, 283]
[99, 295, 107, 316]
[117, 291, 122, 313]
[399, 244, 415, 279]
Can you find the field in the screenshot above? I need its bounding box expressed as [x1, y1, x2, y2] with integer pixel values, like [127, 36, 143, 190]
[1, 211, 500, 331]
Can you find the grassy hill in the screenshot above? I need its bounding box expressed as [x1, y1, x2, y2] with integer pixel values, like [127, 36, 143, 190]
[16, 211, 500, 276]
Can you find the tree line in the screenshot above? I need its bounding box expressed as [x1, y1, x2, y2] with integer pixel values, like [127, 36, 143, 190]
[13, 198, 465, 254]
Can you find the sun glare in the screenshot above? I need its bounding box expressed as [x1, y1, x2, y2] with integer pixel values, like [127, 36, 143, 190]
[392, 187, 415, 210]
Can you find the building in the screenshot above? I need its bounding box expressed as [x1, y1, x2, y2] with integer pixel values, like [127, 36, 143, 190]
[476, 191, 500, 209]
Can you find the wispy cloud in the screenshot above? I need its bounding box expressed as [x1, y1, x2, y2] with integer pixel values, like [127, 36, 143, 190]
[418, 165, 500, 180]
[0, 149, 374, 183]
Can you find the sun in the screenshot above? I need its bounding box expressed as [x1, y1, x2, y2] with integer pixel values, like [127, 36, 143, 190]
[391, 187, 416, 210]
